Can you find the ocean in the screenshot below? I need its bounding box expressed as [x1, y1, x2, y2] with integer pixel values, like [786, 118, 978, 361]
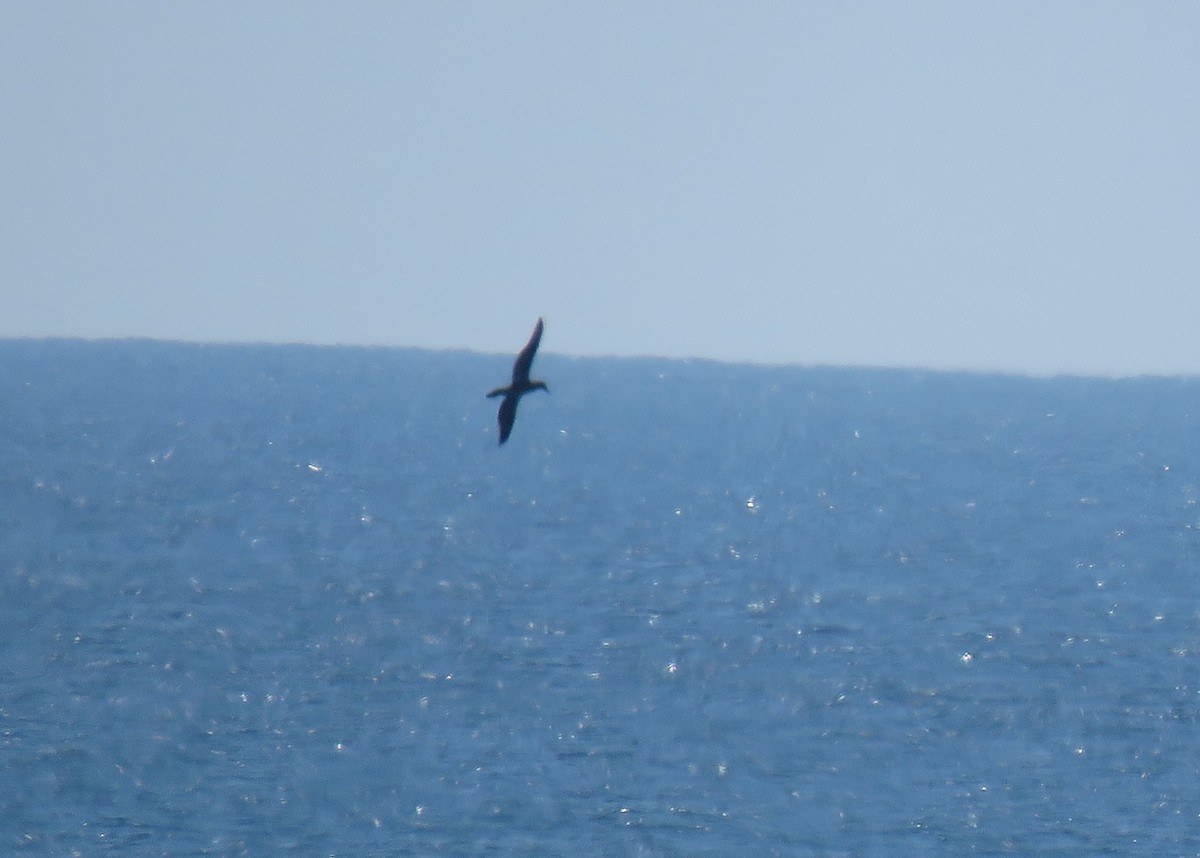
[2, 339, 1199, 856]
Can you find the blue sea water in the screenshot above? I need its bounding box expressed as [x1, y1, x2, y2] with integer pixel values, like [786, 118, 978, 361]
[2, 339, 1200, 856]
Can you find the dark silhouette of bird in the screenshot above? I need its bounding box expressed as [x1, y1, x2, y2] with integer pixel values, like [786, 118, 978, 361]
[487, 317, 548, 444]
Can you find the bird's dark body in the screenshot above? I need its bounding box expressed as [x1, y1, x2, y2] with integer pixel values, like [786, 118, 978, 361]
[487, 318, 548, 444]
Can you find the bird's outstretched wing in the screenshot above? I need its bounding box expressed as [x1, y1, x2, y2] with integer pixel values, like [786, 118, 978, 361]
[497, 393, 519, 444]
[511, 317, 544, 386]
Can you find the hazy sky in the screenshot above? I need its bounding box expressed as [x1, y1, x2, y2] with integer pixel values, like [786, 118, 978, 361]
[3, 3, 1198, 375]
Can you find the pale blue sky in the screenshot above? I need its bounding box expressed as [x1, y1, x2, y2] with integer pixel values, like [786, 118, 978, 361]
[2, 3, 1198, 375]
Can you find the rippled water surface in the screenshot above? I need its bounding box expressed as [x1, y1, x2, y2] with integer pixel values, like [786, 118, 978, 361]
[2, 340, 1199, 855]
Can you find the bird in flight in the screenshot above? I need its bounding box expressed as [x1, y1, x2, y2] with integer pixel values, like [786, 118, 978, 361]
[487, 317, 548, 444]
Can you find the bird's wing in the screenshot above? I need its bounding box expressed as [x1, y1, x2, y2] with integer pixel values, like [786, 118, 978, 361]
[497, 393, 519, 444]
[511, 317, 544, 385]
